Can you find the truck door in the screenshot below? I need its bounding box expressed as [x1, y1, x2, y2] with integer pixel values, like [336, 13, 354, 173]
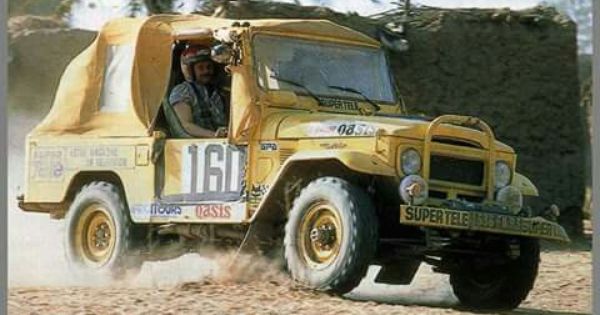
[140, 138, 248, 223]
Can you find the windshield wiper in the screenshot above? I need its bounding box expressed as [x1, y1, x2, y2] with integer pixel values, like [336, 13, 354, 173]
[327, 85, 381, 112]
[269, 74, 323, 106]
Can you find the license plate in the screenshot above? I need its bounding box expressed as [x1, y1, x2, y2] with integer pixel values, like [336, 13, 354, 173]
[400, 205, 570, 243]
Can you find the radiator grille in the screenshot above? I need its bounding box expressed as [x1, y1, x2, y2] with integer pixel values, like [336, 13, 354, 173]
[430, 155, 484, 186]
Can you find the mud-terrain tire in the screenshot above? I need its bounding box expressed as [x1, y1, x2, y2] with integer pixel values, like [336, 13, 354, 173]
[64, 181, 142, 279]
[450, 237, 540, 310]
[284, 177, 378, 294]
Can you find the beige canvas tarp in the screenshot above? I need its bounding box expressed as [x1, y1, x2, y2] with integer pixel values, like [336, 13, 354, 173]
[30, 15, 379, 137]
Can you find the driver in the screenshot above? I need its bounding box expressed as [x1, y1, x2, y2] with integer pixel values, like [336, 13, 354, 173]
[167, 44, 228, 138]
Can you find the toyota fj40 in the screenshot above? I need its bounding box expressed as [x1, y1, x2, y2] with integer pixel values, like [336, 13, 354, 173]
[19, 15, 569, 310]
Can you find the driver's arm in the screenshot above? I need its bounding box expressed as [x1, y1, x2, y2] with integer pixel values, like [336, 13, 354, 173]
[172, 102, 217, 138]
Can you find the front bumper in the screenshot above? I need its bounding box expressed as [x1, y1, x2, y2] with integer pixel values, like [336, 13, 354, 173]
[400, 205, 570, 243]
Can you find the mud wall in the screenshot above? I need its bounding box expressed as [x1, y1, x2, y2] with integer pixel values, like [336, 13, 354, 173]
[7, 4, 586, 235]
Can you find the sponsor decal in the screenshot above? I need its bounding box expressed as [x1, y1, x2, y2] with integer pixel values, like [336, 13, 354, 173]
[335, 123, 376, 136]
[131, 203, 182, 218]
[403, 206, 470, 226]
[306, 121, 376, 137]
[52, 162, 64, 177]
[250, 184, 269, 200]
[306, 122, 338, 136]
[31, 145, 135, 180]
[131, 205, 151, 219]
[260, 142, 278, 151]
[33, 149, 63, 159]
[182, 144, 246, 198]
[196, 204, 232, 219]
[65, 145, 132, 168]
[151, 204, 182, 217]
[400, 205, 568, 240]
[243, 184, 269, 205]
[131, 202, 245, 222]
[31, 147, 64, 180]
[319, 142, 348, 150]
[319, 98, 359, 111]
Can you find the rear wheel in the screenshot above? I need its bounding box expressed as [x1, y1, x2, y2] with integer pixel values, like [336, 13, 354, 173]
[284, 177, 378, 294]
[65, 181, 142, 279]
[450, 237, 540, 310]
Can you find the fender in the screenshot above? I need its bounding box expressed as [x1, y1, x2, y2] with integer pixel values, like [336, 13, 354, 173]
[249, 150, 395, 222]
[512, 172, 539, 196]
[284, 150, 396, 176]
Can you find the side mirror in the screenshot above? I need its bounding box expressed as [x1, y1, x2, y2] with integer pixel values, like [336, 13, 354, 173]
[378, 26, 409, 53]
[211, 43, 233, 64]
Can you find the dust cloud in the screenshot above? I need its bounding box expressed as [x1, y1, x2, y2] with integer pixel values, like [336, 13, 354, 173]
[7, 111, 65, 287]
[6, 111, 217, 288]
[6, 110, 289, 289]
[350, 265, 457, 307]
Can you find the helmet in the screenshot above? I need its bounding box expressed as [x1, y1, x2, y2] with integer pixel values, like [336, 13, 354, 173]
[180, 44, 212, 81]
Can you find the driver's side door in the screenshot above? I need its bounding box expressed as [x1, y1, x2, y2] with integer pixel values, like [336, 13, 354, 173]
[153, 138, 248, 223]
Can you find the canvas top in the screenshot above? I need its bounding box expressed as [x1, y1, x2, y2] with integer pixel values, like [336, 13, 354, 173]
[30, 15, 379, 137]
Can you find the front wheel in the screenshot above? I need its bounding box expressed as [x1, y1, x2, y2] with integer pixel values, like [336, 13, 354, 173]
[284, 177, 378, 294]
[64, 181, 142, 279]
[450, 237, 540, 310]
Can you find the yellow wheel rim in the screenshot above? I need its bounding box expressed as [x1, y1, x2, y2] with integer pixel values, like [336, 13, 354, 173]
[74, 203, 116, 266]
[298, 201, 343, 269]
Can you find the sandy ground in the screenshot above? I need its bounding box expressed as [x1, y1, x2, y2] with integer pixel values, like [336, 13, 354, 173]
[7, 113, 592, 315]
[7, 250, 592, 315]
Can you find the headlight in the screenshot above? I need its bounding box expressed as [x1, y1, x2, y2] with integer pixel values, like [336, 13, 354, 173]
[401, 148, 421, 175]
[495, 161, 511, 189]
[496, 186, 523, 214]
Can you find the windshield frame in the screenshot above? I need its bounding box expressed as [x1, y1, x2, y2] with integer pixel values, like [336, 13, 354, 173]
[251, 33, 398, 106]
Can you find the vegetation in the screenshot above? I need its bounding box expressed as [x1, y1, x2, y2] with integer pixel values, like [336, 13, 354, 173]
[541, 0, 592, 54]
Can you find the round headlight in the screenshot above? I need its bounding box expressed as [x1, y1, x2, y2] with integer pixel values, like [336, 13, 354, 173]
[401, 149, 421, 175]
[496, 186, 523, 214]
[495, 161, 511, 189]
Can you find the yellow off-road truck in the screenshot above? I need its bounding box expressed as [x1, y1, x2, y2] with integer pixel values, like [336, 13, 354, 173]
[19, 15, 569, 310]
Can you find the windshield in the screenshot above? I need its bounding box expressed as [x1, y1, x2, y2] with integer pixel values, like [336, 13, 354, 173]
[253, 35, 396, 103]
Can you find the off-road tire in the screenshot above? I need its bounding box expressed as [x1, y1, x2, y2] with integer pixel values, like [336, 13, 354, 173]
[450, 237, 540, 310]
[64, 181, 142, 279]
[284, 177, 378, 294]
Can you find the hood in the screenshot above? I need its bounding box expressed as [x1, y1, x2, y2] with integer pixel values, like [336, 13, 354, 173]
[273, 113, 514, 153]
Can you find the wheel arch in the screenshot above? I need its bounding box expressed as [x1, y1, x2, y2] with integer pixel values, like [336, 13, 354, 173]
[57, 171, 128, 219]
[250, 148, 397, 222]
[251, 158, 368, 224]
